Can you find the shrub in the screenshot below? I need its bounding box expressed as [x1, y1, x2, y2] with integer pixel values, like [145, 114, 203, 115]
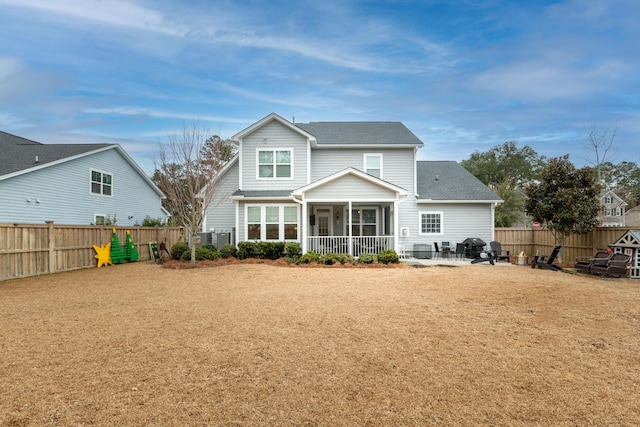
[378, 249, 400, 264]
[195, 247, 221, 261]
[320, 252, 341, 265]
[298, 250, 321, 264]
[220, 244, 237, 259]
[199, 243, 217, 252]
[257, 241, 285, 260]
[171, 242, 190, 260]
[338, 253, 355, 265]
[142, 216, 165, 227]
[358, 252, 377, 264]
[237, 241, 258, 260]
[284, 242, 301, 258]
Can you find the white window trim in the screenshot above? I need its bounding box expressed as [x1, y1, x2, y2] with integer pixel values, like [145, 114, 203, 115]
[363, 153, 383, 179]
[245, 203, 299, 241]
[351, 206, 379, 236]
[94, 214, 106, 225]
[418, 211, 444, 236]
[256, 148, 294, 180]
[90, 168, 113, 197]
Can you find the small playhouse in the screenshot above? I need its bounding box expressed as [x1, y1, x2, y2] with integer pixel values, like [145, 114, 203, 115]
[609, 230, 640, 279]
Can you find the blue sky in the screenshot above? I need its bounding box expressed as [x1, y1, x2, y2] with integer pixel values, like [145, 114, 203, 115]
[1, 0, 638, 174]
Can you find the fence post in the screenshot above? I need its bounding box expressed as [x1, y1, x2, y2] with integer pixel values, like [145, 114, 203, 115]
[46, 221, 55, 274]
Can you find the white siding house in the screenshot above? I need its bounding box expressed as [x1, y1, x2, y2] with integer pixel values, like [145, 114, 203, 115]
[0, 131, 167, 226]
[203, 113, 502, 257]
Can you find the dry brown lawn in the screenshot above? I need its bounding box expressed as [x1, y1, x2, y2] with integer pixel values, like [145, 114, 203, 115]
[1, 260, 640, 426]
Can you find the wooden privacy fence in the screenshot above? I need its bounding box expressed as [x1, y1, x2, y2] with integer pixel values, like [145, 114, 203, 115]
[0, 223, 184, 281]
[494, 227, 635, 263]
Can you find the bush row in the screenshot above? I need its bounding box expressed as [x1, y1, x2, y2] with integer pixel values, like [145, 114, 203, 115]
[169, 241, 400, 265]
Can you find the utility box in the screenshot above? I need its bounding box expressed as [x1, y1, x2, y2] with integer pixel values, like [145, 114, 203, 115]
[413, 243, 429, 259]
[217, 232, 230, 247]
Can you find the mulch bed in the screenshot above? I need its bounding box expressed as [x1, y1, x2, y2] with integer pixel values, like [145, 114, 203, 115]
[1, 260, 639, 425]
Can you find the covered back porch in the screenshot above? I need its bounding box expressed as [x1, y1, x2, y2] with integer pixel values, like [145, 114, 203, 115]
[292, 168, 408, 257]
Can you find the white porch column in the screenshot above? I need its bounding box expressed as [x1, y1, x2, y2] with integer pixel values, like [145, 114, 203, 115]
[348, 200, 353, 255]
[393, 200, 399, 252]
[301, 199, 308, 253]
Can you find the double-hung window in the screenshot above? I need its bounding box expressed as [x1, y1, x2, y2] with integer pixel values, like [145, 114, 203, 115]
[419, 211, 443, 235]
[364, 153, 382, 179]
[91, 169, 112, 196]
[258, 149, 292, 179]
[246, 205, 299, 241]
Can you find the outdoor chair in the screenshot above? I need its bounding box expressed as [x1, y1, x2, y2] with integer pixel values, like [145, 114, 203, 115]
[454, 243, 466, 259]
[433, 242, 440, 259]
[575, 251, 610, 274]
[470, 250, 495, 265]
[531, 245, 562, 271]
[441, 241, 452, 259]
[589, 253, 630, 278]
[489, 241, 510, 262]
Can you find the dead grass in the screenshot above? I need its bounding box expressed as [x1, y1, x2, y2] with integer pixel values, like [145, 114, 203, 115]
[1, 260, 640, 426]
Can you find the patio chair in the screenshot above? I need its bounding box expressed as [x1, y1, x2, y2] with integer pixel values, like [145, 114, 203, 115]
[454, 243, 466, 259]
[433, 242, 440, 259]
[575, 251, 610, 274]
[489, 241, 510, 262]
[589, 253, 630, 278]
[441, 241, 452, 259]
[470, 250, 495, 265]
[531, 246, 562, 271]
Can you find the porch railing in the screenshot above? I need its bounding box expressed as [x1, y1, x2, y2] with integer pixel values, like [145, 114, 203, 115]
[307, 236, 394, 256]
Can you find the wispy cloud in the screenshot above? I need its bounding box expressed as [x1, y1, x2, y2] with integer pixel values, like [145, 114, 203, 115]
[0, 0, 186, 35]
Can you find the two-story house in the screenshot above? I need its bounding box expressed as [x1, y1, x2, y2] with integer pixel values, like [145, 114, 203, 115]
[204, 113, 501, 257]
[600, 190, 628, 227]
[0, 131, 168, 226]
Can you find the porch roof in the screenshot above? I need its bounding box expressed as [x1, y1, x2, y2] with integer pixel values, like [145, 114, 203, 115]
[291, 167, 408, 200]
[231, 189, 293, 200]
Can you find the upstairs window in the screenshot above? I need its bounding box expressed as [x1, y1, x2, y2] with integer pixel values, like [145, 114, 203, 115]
[258, 149, 292, 179]
[91, 170, 112, 196]
[605, 196, 613, 204]
[364, 153, 382, 179]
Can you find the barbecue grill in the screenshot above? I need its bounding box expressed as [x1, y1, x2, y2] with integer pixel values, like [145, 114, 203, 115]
[461, 237, 488, 259]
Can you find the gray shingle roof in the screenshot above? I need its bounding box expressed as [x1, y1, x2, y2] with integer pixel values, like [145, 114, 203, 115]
[232, 190, 293, 198]
[0, 131, 112, 177]
[417, 161, 501, 201]
[295, 121, 424, 146]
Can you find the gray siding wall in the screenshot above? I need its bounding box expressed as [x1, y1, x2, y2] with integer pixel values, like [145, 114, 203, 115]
[240, 121, 309, 190]
[310, 148, 415, 194]
[0, 149, 165, 226]
[204, 161, 239, 235]
[396, 202, 495, 252]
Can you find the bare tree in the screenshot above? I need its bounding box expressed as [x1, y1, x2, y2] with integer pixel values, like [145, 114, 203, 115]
[585, 123, 617, 187]
[154, 121, 234, 263]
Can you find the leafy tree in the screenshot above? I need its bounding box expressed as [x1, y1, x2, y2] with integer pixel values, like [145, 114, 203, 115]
[599, 161, 640, 206]
[492, 179, 524, 227]
[461, 141, 546, 188]
[461, 141, 545, 226]
[524, 155, 600, 249]
[153, 122, 235, 263]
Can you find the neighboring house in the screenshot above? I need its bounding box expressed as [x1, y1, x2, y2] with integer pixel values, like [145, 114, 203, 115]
[625, 205, 640, 228]
[203, 113, 502, 256]
[0, 131, 168, 226]
[600, 190, 628, 227]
